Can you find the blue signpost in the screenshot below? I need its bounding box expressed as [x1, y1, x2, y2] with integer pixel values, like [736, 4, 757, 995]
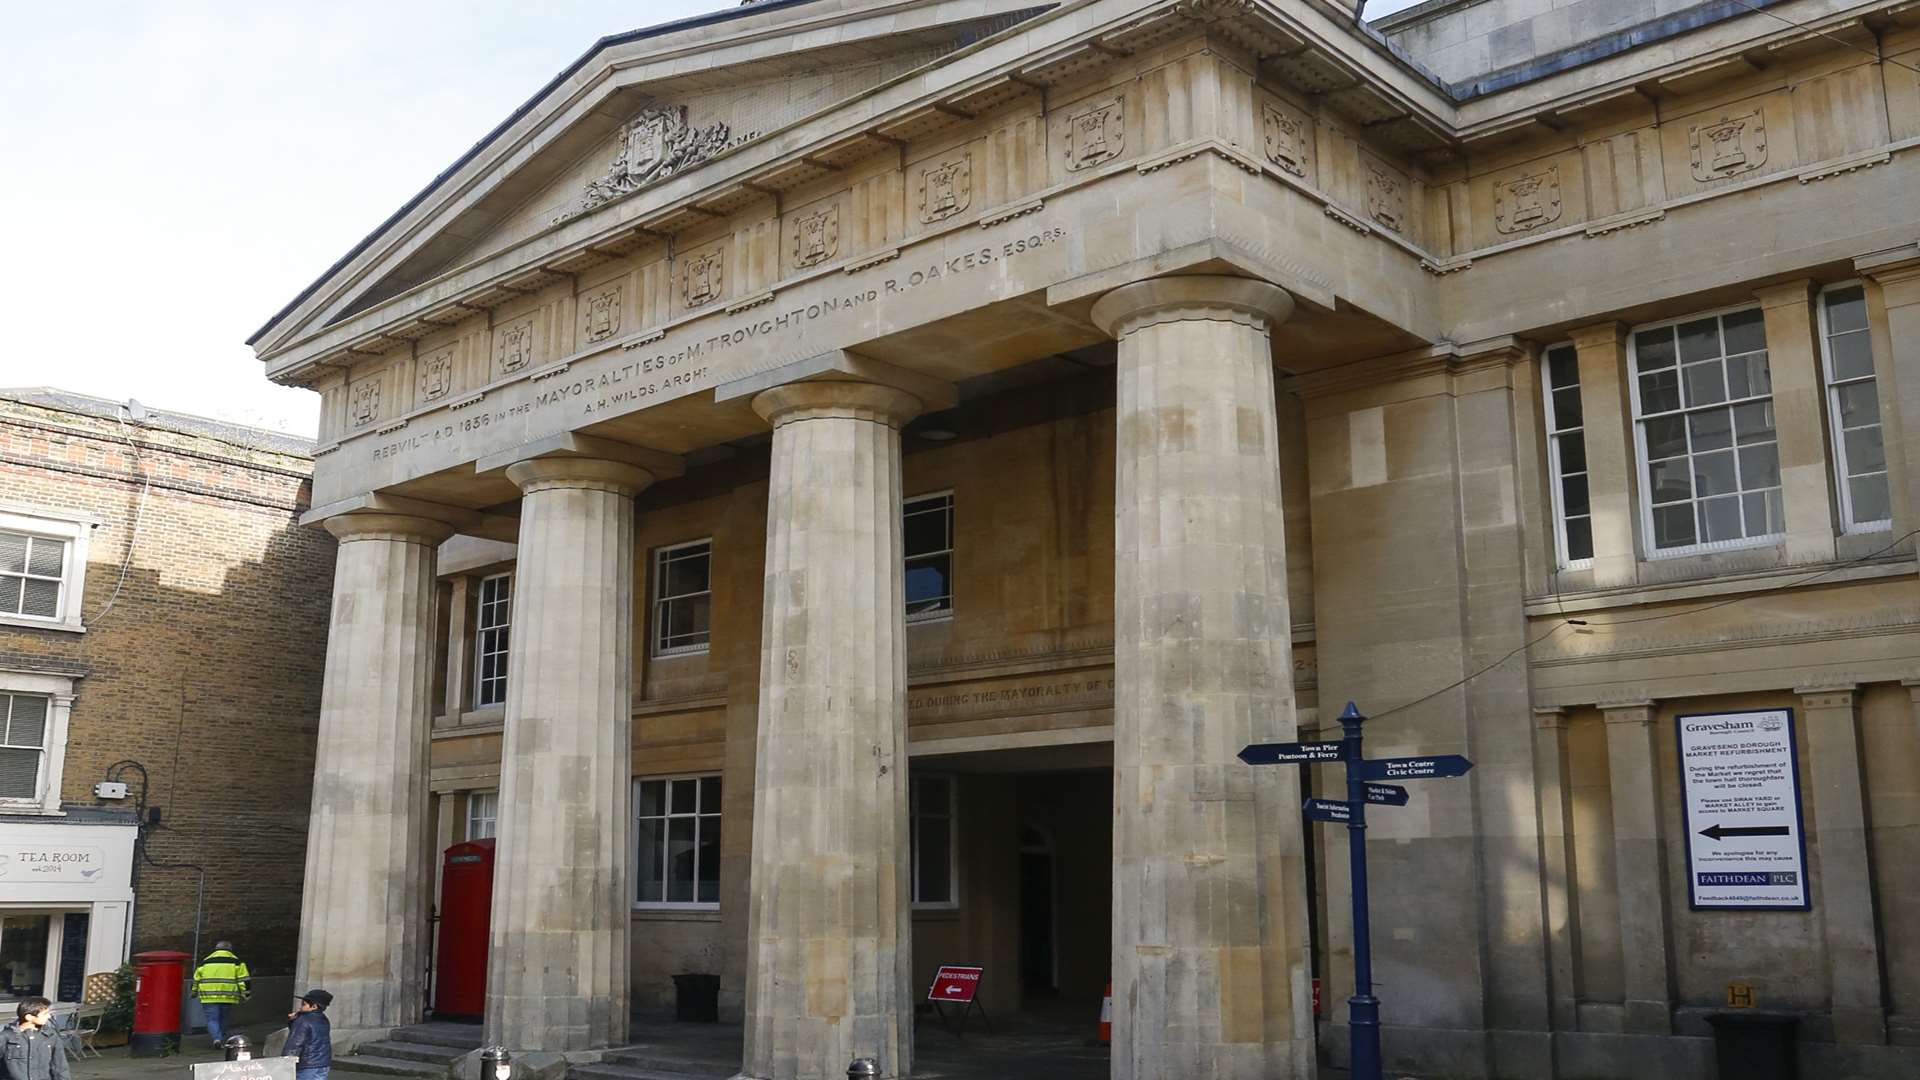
[1241, 701, 1475, 1080]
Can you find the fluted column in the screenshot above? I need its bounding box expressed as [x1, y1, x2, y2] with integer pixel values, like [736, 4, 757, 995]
[741, 380, 923, 1080]
[298, 512, 452, 1034]
[1090, 275, 1314, 1080]
[485, 457, 650, 1052]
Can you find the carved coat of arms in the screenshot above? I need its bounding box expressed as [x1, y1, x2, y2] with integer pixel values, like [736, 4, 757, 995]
[417, 347, 455, 402]
[1689, 110, 1767, 181]
[682, 251, 723, 309]
[1494, 165, 1563, 234]
[1261, 103, 1310, 178]
[580, 105, 732, 213]
[583, 287, 622, 342]
[918, 155, 972, 223]
[793, 206, 839, 269]
[495, 318, 534, 375]
[1066, 99, 1124, 171]
[348, 377, 381, 427]
[1365, 160, 1406, 233]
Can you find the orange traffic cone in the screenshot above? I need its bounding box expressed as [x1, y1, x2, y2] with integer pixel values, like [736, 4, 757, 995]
[1098, 981, 1113, 1044]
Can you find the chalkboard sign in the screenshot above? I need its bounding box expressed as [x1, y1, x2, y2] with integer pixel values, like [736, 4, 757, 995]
[191, 1056, 296, 1080]
[56, 914, 88, 1003]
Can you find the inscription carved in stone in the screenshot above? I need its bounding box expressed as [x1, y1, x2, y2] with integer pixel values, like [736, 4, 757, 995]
[495, 317, 535, 375]
[1494, 165, 1563, 234]
[580, 105, 732, 214]
[1689, 110, 1767, 181]
[1365, 159, 1406, 233]
[682, 251, 724, 309]
[1066, 99, 1124, 171]
[417, 346, 455, 402]
[917, 154, 972, 223]
[348, 376, 381, 428]
[793, 206, 839, 268]
[1261, 103, 1310, 178]
[582, 286, 622, 343]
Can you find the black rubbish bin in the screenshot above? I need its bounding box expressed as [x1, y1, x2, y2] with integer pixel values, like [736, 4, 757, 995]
[673, 973, 721, 1022]
[1705, 1011, 1798, 1080]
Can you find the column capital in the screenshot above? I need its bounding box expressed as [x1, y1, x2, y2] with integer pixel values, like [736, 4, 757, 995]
[1533, 706, 1570, 730]
[1753, 278, 1817, 310]
[1854, 244, 1920, 292]
[322, 512, 455, 546]
[1600, 700, 1656, 725]
[1565, 321, 1628, 350]
[1796, 683, 1859, 701]
[1089, 274, 1293, 338]
[750, 379, 925, 428]
[505, 456, 654, 498]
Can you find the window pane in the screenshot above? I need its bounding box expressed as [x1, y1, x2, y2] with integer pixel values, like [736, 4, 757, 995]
[667, 817, 697, 903]
[1844, 427, 1887, 474]
[25, 540, 63, 579]
[1721, 308, 1767, 355]
[1555, 433, 1586, 473]
[638, 780, 664, 817]
[1738, 444, 1780, 489]
[0, 749, 39, 801]
[1635, 328, 1677, 370]
[1725, 352, 1771, 400]
[1547, 347, 1579, 389]
[1828, 332, 1875, 382]
[1683, 361, 1726, 407]
[699, 776, 720, 812]
[1639, 370, 1681, 414]
[1644, 415, 1688, 460]
[1697, 495, 1744, 542]
[1732, 402, 1775, 445]
[1835, 382, 1879, 427]
[0, 579, 18, 617]
[1691, 450, 1736, 498]
[664, 551, 709, 597]
[1741, 489, 1785, 536]
[697, 815, 721, 904]
[1647, 458, 1692, 504]
[1849, 474, 1891, 524]
[903, 506, 949, 558]
[1564, 517, 1593, 562]
[5, 697, 47, 748]
[1560, 474, 1589, 517]
[19, 579, 58, 619]
[1551, 387, 1582, 429]
[1687, 410, 1732, 451]
[1652, 504, 1696, 549]
[1677, 318, 1722, 363]
[1824, 286, 1868, 334]
[917, 813, 951, 903]
[0, 535, 25, 575]
[636, 816, 665, 902]
[905, 555, 951, 609]
[671, 778, 699, 814]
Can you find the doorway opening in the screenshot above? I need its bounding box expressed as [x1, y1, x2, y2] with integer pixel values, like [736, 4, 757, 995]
[1018, 825, 1057, 996]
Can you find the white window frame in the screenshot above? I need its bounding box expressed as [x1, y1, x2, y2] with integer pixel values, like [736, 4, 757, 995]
[632, 773, 722, 911]
[909, 773, 959, 910]
[1627, 303, 1785, 559]
[0, 673, 75, 816]
[651, 540, 713, 658]
[0, 509, 92, 634]
[465, 789, 498, 841]
[903, 492, 954, 623]
[1817, 280, 1892, 535]
[1540, 344, 1594, 571]
[472, 573, 511, 708]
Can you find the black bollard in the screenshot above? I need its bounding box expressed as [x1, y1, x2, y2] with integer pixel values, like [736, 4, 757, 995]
[847, 1059, 877, 1079]
[481, 1046, 513, 1080]
[223, 1035, 252, 1061]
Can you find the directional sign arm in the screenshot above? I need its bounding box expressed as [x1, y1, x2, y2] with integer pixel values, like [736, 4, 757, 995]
[1698, 823, 1791, 841]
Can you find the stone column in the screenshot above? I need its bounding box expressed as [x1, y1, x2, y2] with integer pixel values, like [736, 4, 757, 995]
[297, 512, 452, 1034]
[1755, 281, 1839, 562]
[1601, 701, 1672, 1033]
[1857, 251, 1920, 537]
[443, 575, 472, 720]
[1090, 275, 1313, 1080]
[1568, 322, 1639, 587]
[1798, 685, 1886, 1044]
[486, 457, 652, 1052]
[741, 380, 924, 1080]
[1533, 707, 1582, 1032]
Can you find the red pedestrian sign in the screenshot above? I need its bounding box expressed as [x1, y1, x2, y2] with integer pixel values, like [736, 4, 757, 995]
[928, 965, 982, 1003]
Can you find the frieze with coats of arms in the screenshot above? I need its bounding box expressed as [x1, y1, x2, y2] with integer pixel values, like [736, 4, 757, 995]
[559, 104, 753, 221]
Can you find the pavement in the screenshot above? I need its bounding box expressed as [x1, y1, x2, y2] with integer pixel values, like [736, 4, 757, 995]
[70, 1020, 286, 1080]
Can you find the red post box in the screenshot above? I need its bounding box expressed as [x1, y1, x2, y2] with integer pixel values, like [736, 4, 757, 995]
[434, 839, 495, 1018]
[131, 949, 191, 1057]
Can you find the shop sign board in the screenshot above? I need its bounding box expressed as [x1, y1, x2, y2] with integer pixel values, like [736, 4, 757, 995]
[1676, 708, 1809, 911]
[0, 844, 106, 883]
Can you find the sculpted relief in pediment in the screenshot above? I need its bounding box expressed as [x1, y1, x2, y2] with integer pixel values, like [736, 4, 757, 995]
[560, 105, 746, 222]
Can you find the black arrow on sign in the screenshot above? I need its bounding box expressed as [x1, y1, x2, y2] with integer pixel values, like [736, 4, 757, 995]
[1697, 824, 1791, 841]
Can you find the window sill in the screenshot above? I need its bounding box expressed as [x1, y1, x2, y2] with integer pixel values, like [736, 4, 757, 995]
[632, 906, 720, 922]
[0, 804, 63, 818]
[911, 905, 961, 920]
[906, 612, 954, 626]
[651, 647, 710, 661]
[1526, 551, 1918, 617]
[0, 615, 83, 635]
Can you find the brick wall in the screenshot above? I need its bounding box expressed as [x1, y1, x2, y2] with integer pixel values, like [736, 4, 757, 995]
[0, 395, 334, 974]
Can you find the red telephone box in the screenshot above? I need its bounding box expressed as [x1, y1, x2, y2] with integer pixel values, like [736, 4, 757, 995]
[434, 839, 495, 1018]
[131, 949, 190, 1057]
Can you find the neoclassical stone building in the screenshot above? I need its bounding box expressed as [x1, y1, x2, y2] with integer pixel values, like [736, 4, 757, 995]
[252, 0, 1920, 1076]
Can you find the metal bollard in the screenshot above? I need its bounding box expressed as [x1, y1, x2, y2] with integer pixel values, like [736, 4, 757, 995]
[481, 1046, 513, 1080]
[222, 1035, 252, 1061]
[846, 1058, 877, 1079]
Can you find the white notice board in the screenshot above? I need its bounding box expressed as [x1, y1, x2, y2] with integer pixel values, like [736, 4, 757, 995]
[1676, 708, 1809, 911]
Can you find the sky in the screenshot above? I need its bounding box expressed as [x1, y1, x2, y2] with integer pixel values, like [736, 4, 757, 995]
[0, 0, 1420, 437]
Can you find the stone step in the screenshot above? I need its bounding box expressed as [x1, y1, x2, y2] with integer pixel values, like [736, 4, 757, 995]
[390, 1023, 487, 1050]
[356, 1040, 472, 1065]
[602, 1050, 739, 1073]
[569, 1062, 733, 1080]
[332, 1055, 455, 1079]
